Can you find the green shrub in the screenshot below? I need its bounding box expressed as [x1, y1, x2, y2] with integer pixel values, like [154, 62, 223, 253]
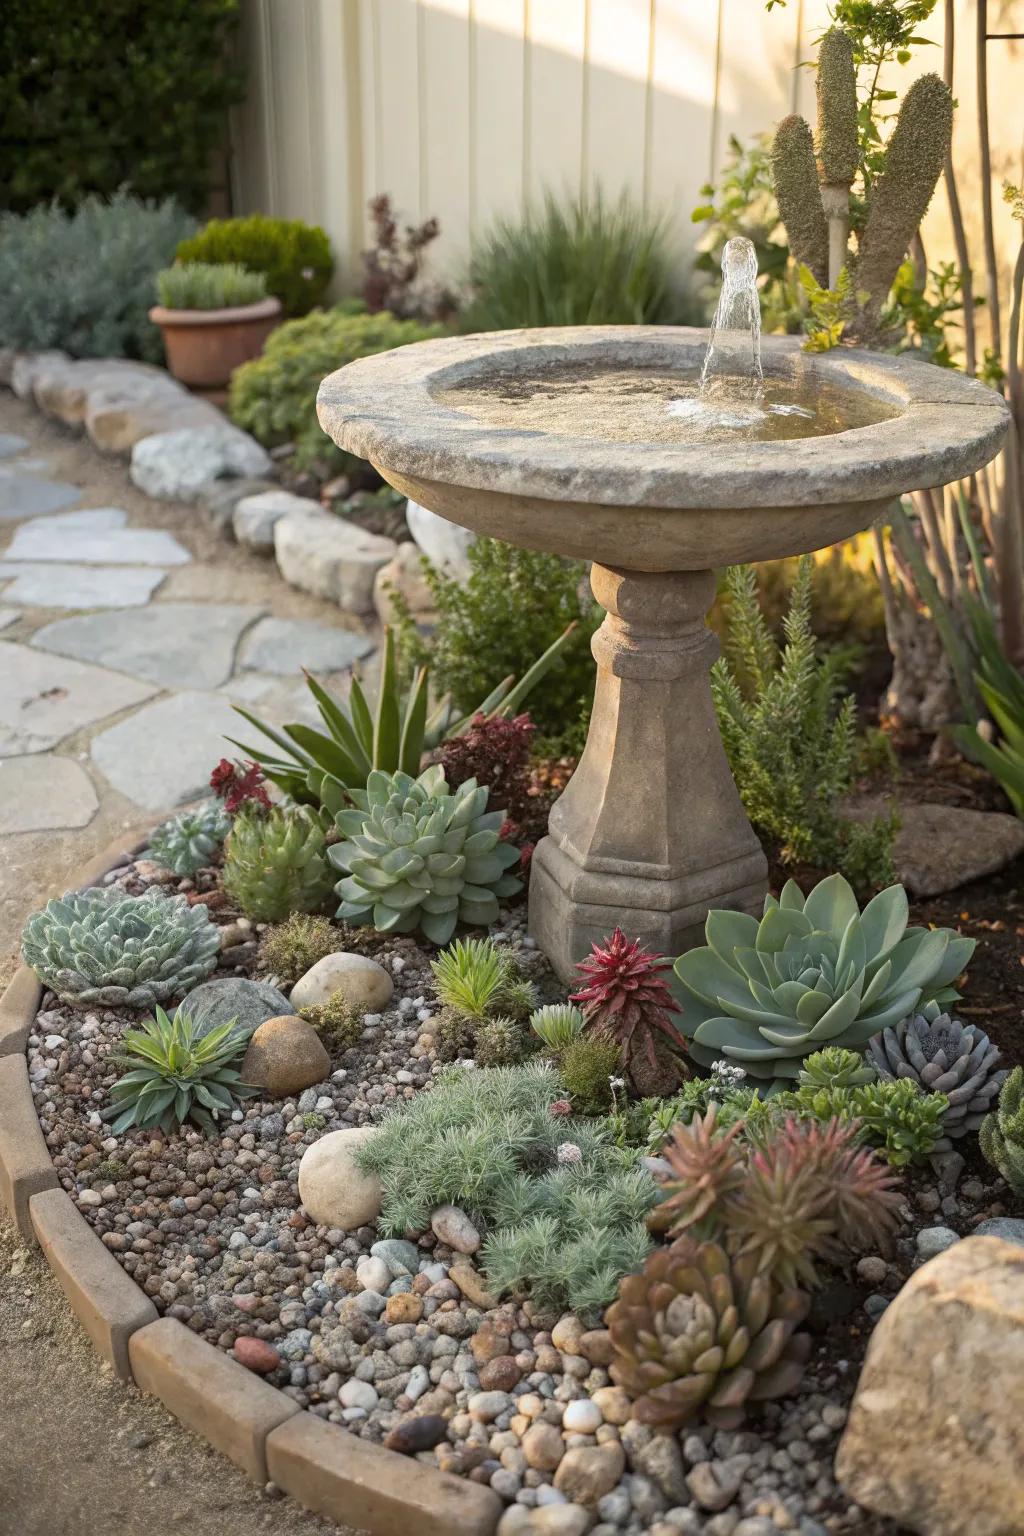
[463, 188, 692, 329]
[257, 913, 343, 984]
[229, 306, 442, 472]
[0, 1, 242, 214]
[0, 191, 195, 360]
[393, 538, 600, 743]
[358, 1061, 656, 1315]
[175, 214, 333, 316]
[712, 557, 896, 886]
[103, 1004, 255, 1136]
[155, 261, 267, 310]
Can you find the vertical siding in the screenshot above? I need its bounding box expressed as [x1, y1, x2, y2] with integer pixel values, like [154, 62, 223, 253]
[230, 0, 1022, 296]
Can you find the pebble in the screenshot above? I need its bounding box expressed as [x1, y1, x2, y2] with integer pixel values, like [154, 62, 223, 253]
[523, 1421, 565, 1472]
[854, 1255, 888, 1286]
[553, 1444, 626, 1505]
[974, 1216, 1024, 1246]
[562, 1399, 602, 1434]
[383, 1414, 448, 1454]
[430, 1203, 482, 1254]
[233, 1336, 281, 1374]
[915, 1225, 961, 1259]
[340, 1379, 378, 1411]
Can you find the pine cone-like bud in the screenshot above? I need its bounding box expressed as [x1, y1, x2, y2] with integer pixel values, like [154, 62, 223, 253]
[816, 28, 858, 187]
[606, 1237, 811, 1429]
[771, 114, 829, 286]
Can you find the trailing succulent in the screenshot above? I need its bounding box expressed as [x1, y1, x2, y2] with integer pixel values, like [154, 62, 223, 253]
[980, 1067, 1024, 1195]
[222, 805, 334, 923]
[148, 801, 231, 876]
[606, 1237, 811, 1430]
[572, 928, 688, 1096]
[329, 764, 522, 945]
[21, 888, 220, 1008]
[103, 1005, 255, 1135]
[674, 874, 974, 1087]
[867, 1002, 1006, 1150]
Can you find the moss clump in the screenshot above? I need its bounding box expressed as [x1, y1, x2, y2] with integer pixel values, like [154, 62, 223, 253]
[299, 994, 361, 1055]
[258, 913, 343, 984]
[560, 1035, 623, 1115]
[94, 1158, 129, 1183]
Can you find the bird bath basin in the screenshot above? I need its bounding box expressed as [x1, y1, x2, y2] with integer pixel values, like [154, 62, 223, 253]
[317, 324, 1008, 978]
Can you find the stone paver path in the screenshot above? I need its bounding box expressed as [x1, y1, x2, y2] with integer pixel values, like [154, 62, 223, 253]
[0, 392, 377, 979]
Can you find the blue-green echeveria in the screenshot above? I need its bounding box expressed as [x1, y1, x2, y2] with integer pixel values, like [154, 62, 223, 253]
[674, 875, 974, 1086]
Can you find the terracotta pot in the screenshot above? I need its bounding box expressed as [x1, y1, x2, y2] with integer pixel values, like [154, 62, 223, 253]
[149, 295, 281, 392]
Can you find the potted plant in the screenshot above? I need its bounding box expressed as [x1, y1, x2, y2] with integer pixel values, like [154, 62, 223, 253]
[150, 262, 281, 393]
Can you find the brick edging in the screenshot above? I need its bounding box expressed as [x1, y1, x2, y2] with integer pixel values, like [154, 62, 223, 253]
[0, 832, 502, 1536]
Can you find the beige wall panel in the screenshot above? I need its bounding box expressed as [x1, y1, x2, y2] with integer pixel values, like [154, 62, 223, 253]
[646, 1, 724, 247]
[712, 0, 800, 176]
[471, 0, 528, 241]
[420, 0, 473, 269]
[525, 0, 588, 202]
[583, 0, 653, 198]
[368, 0, 424, 226]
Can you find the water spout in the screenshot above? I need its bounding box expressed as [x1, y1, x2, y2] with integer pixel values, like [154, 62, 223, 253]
[699, 236, 763, 401]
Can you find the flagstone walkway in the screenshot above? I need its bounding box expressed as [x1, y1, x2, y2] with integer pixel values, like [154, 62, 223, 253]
[0, 392, 376, 980]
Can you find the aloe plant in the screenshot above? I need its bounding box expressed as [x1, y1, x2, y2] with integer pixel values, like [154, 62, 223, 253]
[103, 1005, 256, 1135]
[230, 623, 577, 813]
[674, 874, 975, 1086]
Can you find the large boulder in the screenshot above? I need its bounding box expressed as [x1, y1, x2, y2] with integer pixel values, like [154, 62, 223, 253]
[130, 423, 271, 501]
[185, 977, 291, 1035]
[835, 1235, 1024, 1536]
[289, 952, 394, 1014]
[274, 508, 396, 615]
[298, 1125, 382, 1229]
[11, 350, 70, 400]
[33, 357, 177, 429]
[405, 498, 475, 576]
[844, 797, 1024, 898]
[239, 1015, 330, 1096]
[86, 378, 222, 455]
[233, 489, 314, 552]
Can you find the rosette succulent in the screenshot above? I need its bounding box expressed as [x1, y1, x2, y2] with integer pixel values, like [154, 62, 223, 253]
[606, 1236, 812, 1429]
[149, 801, 231, 876]
[21, 888, 220, 1007]
[674, 875, 974, 1086]
[103, 1004, 256, 1135]
[980, 1067, 1024, 1194]
[867, 1001, 1006, 1149]
[222, 805, 333, 922]
[329, 764, 522, 945]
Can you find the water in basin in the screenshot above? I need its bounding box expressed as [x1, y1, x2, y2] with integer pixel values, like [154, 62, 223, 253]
[436, 237, 898, 445]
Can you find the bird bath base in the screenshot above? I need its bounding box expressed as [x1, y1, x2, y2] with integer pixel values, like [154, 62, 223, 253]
[528, 563, 767, 978]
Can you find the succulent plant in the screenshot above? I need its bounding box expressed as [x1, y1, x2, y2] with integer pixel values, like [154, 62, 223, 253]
[232, 624, 577, 812]
[559, 1034, 623, 1114]
[606, 1236, 812, 1429]
[103, 1004, 256, 1135]
[222, 804, 334, 923]
[531, 1003, 586, 1051]
[572, 928, 687, 1095]
[329, 764, 522, 945]
[980, 1067, 1024, 1194]
[674, 875, 975, 1088]
[651, 1108, 901, 1288]
[21, 887, 220, 1008]
[475, 1015, 528, 1067]
[149, 801, 231, 876]
[431, 936, 513, 1019]
[867, 1002, 1006, 1150]
[799, 1047, 877, 1090]
[209, 757, 271, 813]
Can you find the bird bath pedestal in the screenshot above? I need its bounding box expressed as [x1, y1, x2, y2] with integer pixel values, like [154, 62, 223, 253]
[318, 327, 1007, 979]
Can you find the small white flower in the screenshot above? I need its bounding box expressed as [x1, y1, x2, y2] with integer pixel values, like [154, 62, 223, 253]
[609, 1076, 626, 1091]
[557, 1141, 583, 1165]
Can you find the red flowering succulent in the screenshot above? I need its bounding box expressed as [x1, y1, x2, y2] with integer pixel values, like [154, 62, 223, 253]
[570, 927, 687, 1092]
[210, 758, 271, 814]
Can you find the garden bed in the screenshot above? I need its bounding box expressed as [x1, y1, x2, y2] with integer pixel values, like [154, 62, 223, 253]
[13, 831, 1024, 1536]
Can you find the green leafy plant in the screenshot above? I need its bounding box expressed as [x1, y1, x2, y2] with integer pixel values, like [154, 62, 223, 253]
[530, 1003, 586, 1052]
[298, 994, 361, 1055]
[0, 191, 195, 361]
[606, 1236, 811, 1429]
[329, 764, 522, 945]
[103, 1004, 255, 1136]
[950, 588, 1024, 816]
[656, 1109, 901, 1288]
[431, 937, 517, 1020]
[559, 1035, 623, 1114]
[790, 1073, 946, 1166]
[228, 305, 442, 472]
[232, 626, 577, 812]
[429, 937, 534, 1062]
[980, 1067, 1024, 1194]
[571, 928, 688, 1096]
[155, 261, 268, 310]
[222, 805, 334, 923]
[358, 1061, 656, 1315]
[393, 537, 601, 744]
[462, 188, 690, 330]
[149, 802, 231, 877]
[712, 557, 896, 885]
[799, 1046, 877, 1090]
[866, 1002, 1006, 1147]
[257, 913, 343, 984]
[674, 874, 974, 1087]
[21, 888, 220, 1008]
[176, 214, 333, 316]
[0, 1, 243, 214]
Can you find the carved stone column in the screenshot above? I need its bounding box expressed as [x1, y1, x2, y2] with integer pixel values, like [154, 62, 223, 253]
[528, 563, 767, 978]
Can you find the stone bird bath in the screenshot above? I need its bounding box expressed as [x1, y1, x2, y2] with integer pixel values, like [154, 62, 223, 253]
[317, 325, 1008, 978]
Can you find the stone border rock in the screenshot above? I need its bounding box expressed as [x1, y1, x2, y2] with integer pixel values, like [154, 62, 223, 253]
[0, 831, 502, 1536]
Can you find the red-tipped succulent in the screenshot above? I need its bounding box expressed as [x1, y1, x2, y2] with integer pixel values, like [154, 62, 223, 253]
[571, 927, 687, 1093]
[210, 758, 271, 814]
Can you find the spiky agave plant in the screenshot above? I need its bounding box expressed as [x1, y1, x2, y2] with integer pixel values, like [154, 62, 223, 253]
[103, 1005, 256, 1135]
[606, 1236, 812, 1430]
[571, 928, 687, 1094]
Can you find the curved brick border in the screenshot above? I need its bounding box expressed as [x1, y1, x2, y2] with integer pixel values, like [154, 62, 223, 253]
[0, 832, 502, 1536]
